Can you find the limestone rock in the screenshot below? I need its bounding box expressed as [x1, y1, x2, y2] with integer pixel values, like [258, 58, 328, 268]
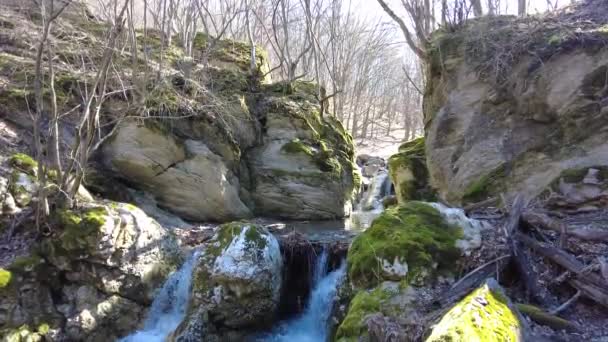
[102, 121, 252, 222]
[424, 13, 608, 204]
[0, 201, 181, 340]
[247, 88, 359, 219]
[174, 222, 282, 340]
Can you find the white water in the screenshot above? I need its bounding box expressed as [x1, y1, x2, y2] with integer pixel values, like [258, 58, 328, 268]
[360, 171, 391, 211]
[120, 251, 200, 342]
[261, 250, 346, 342]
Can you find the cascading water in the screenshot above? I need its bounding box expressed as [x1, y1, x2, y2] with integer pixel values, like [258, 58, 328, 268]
[360, 171, 390, 211]
[120, 250, 200, 342]
[348, 170, 391, 231]
[261, 250, 346, 342]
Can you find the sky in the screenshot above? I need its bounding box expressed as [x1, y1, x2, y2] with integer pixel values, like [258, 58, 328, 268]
[353, 0, 569, 21]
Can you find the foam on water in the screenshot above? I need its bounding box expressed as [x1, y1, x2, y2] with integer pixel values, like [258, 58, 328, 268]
[120, 250, 199, 342]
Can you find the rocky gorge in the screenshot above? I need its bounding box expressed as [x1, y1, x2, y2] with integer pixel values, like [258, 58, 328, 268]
[1, 0, 608, 341]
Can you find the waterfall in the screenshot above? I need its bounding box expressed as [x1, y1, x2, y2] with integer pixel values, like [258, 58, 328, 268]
[360, 171, 390, 211]
[261, 250, 346, 342]
[120, 250, 200, 342]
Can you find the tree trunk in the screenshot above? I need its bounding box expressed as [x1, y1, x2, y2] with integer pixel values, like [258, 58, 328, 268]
[471, 0, 483, 16]
[518, 0, 526, 16]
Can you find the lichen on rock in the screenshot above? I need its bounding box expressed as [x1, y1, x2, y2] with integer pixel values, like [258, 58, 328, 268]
[426, 278, 523, 342]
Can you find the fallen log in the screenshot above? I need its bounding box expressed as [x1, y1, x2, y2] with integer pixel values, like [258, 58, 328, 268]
[506, 196, 545, 304]
[516, 303, 578, 331]
[517, 233, 608, 309]
[522, 211, 608, 243]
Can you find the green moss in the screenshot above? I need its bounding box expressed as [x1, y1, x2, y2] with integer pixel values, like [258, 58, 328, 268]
[207, 222, 268, 257]
[281, 139, 315, 157]
[347, 202, 462, 289]
[9, 153, 37, 175]
[0, 268, 12, 288]
[48, 207, 108, 255]
[36, 323, 50, 335]
[8, 255, 44, 274]
[1, 324, 47, 342]
[388, 137, 435, 203]
[462, 164, 507, 204]
[426, 280, 522, 341]
[335, 287, 391, 341]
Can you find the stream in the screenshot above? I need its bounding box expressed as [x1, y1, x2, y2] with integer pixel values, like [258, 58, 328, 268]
[257, 250, 347, 342]
[118, 164, 392, 342]
[120, 251, 200, 342]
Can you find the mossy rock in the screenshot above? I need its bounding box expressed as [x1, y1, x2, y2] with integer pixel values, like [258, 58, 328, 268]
[9, 153, 38, 176]
[347, 202, 462, 289]
[0, 268, 12, 288]
[426, 278, 523, 342]
[195, 222, 272, 293]
[388, 137, 435, 203]
[0, 324, 50, 342]
[461, 164, 507, 204]
[41, 207, 109, 262]
[334, 286, 391, 341]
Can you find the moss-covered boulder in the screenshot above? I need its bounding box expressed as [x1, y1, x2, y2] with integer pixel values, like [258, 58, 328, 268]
[347, 202, 462, 289]
[335, 283, 420, 342]
[0, 201, 181, 341]
[174, 222, 282, 341]
[388, 137, 434, 204]
[426, 279, 523, 342]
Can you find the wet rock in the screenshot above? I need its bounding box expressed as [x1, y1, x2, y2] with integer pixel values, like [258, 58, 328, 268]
[174, 222, 282, 340]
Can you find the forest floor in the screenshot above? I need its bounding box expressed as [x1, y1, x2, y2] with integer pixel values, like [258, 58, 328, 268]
[355, 127, 414, 159]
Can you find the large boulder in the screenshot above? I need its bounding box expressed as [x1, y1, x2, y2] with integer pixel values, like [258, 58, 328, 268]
[0, 202, 181, 341]
[102, 121, 252, 222]
[339, 202, 490, 341]
[424, 7, 608, 205]
[247, 83, 360, 220]
[173, 222, 282, 341]
[102, 83, 360, 222]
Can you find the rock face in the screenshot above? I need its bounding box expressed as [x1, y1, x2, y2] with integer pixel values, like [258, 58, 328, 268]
[247, 89, 359, 219]
[173, 222, 282, 341]
[426, 279, 523, 342]
[424, 8, 608, 204]
[102, 85, 359, 222]
[103, 122, 252, 222]
[0, 201, 181, 341]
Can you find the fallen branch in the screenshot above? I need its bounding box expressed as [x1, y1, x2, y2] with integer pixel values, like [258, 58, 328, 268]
[550, 290, 581, 315]
[523, 211, 608, 242]
[517, 233, 608, 308]
[516, 303, 578, 331]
